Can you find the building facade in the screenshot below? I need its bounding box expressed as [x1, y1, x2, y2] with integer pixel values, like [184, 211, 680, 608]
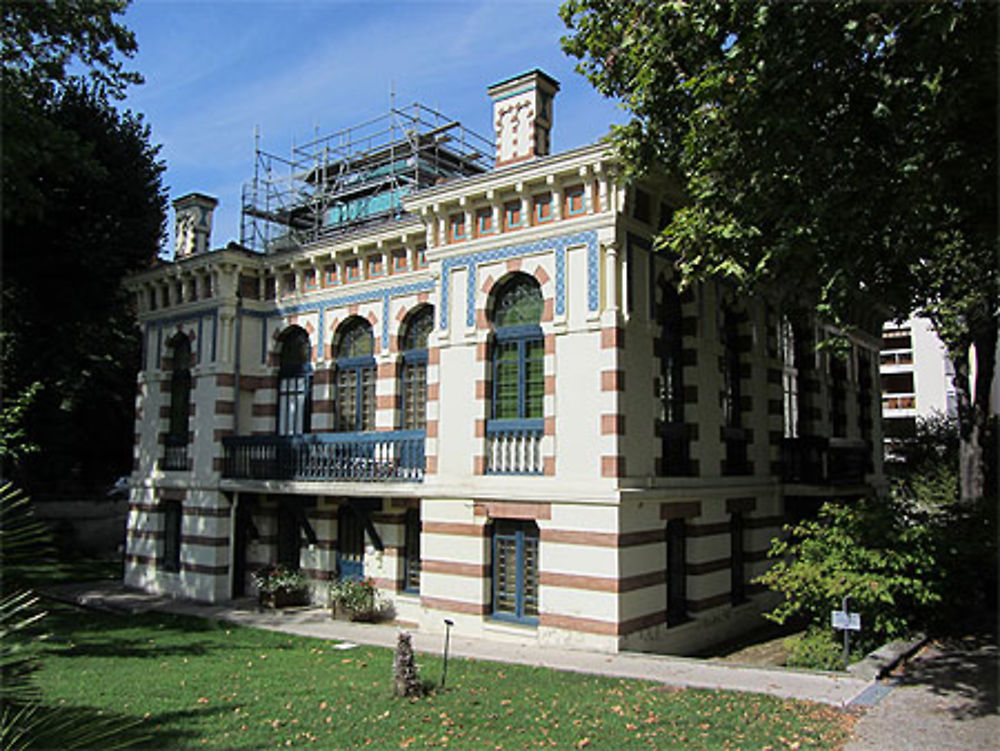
[880, 316, 958, 444]
[125, 71, 884, 654]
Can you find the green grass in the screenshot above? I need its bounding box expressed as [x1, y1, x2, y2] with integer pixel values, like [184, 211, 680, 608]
[33, 604, 854, 749]
[8, 555, 123, 590]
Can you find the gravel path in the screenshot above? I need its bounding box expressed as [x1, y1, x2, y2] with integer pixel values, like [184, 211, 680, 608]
[843, 635, 998, 750]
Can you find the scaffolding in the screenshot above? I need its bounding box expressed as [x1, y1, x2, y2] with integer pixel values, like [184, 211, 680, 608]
[240, 103, 493, 253]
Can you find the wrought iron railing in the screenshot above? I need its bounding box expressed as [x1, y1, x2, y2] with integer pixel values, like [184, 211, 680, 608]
[222, 430, 425, 482]
[781, 436, 869, 485]
[162, 435, 189, 471]
[827, 441, 869, 485]
[485, 419, 544, 475]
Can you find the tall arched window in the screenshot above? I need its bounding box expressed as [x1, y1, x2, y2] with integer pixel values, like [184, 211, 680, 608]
[491, 274, 544, 422]
[334, 318, 375, 432]
[277, 326, 311, 436]
[165, 334, 192, 470]
[657, 278, 689, 475]
[486, 274, 545, 475]
[400, 306, 432, 431]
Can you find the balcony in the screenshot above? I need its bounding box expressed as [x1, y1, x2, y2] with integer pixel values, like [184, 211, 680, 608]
[781, 436, 869, 485]
[162, 435, 189, 471]
[222, 430, 425, 483]
[485, 419, 544, 475]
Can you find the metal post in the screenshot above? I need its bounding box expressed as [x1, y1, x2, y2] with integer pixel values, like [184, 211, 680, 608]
[441, 619, 454, 689]
[842, 595, 851, 671]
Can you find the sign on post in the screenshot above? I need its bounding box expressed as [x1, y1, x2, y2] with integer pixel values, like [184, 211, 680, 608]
[831, 610, 861, 631]
[831, 596, 862, 670]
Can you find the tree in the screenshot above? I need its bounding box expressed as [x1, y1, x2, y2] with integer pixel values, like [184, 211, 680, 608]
[1, 1, 166, 496]
[560, 1, 997, 501]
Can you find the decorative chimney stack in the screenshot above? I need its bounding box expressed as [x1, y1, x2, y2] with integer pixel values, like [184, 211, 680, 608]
[487, 69, 560, 167]
[173, 192, 218, 258]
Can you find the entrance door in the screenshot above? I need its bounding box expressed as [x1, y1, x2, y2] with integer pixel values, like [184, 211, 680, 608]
[232, 501, 251, 598]
[277, 504, 301, 570]
[337, 504, 365, 580]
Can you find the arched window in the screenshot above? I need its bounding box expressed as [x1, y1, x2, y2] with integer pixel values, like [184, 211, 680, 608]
[486, 275, 545, 475]
[657, 278, 689, 476]
[277, 326, 311, 436]
[491, 275, 544, 422]
[334, 318, 375, 432]
[400, 306, 432, 431]
[165, 334, 192, 470]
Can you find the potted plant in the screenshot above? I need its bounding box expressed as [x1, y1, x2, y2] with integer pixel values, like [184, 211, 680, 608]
[252, 564, 309, 608]
[329, 577, 384, 621]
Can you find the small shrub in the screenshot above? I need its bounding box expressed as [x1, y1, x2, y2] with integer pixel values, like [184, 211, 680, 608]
[330, 578, 385, 621]
[784, 627, 845, 671]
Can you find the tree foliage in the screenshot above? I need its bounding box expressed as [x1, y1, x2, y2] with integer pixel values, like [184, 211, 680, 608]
[1, 1, 166, 496]
[756, 498, 942, 656]
[560, 0, 997, 499]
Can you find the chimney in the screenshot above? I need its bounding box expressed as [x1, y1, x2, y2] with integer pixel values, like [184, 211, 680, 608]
[487, 69, 560, 167]
[173, 193, 218, 258]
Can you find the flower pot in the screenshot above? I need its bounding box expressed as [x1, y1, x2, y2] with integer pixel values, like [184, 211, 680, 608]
[259, 588, 308, 609]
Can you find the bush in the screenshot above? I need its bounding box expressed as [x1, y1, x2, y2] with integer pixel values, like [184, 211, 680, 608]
[330, 578, 385, 621]
[755, 498, 942, 656]
[785, 627, 846, 671]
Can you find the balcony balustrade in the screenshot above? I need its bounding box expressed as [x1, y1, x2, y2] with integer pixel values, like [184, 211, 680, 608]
[485, 419, 544, 475]
[222, 430, 425, 483]
[162, 435, 189, 471]
[781, 436, 869, 485]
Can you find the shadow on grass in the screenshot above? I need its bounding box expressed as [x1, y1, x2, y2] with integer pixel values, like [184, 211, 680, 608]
[37, 602, 304, 662]
[23, 701, 239, 749]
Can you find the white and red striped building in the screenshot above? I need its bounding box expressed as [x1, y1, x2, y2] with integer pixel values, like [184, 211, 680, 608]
[124, 70, 884, 654]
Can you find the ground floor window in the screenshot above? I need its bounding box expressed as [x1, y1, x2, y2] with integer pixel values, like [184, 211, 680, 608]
[162, 500, 182, 573]
[730, 512, 746, 605]
[403, 508, 421, 593]
[492, 520, 539, 624]
[666, 518, 687, 626]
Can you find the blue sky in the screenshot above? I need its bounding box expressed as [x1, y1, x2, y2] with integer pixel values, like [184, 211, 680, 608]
[120, 0, 627, 255]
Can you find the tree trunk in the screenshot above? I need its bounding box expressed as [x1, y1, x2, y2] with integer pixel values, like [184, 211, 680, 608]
[953, 321, 998, 503]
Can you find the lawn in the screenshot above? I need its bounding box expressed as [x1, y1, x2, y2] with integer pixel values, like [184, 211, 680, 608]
[29, 603, 855, 750]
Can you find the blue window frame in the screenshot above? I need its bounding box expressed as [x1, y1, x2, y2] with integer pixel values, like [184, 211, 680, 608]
[334, 319, 375, 432]
[401, 306, 432, 431]
[492, 520, 539, 624]
[277, 326, 311, 436]
[490, 275, 543, 424]
[486, 275, 545, 475]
